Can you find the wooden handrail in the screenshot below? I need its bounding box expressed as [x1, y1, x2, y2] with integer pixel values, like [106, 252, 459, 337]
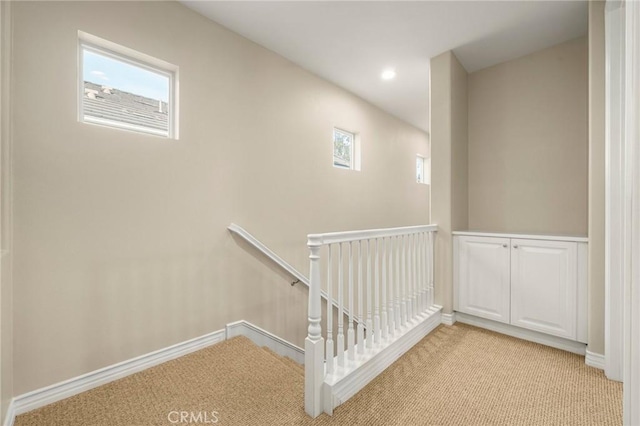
[228, 223, 361, 323]
[229, 223, 309, 286]
[308, 224, 438, 246]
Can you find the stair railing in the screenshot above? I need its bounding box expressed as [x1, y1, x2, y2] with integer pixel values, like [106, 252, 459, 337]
[228, 223, 362, 324]
[305, 224, 439, 417]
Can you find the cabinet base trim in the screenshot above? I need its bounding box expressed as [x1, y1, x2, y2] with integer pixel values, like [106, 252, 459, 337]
[441, 312, 457, 326]
[455, 312, 587, 355]
[585, 350, 605, 370]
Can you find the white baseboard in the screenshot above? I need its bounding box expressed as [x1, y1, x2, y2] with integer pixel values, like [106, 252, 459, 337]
[324, 306, 442, 415]
[226, 320, 305, 365]
[2, 319, 304, 426]
[3, 402, 15, 426]
[585, 349, 605, 370]
[5, 328, 227, 425]
[441, 312, 456, 326]
[455, 312, 587, 356]
[3, 319, 304, 426]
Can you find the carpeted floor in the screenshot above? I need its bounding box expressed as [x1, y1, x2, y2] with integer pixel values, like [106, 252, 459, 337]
[15, 323, 622, 426]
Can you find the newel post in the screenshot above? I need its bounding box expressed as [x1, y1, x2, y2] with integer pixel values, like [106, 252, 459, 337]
[305, 235, 325, 418]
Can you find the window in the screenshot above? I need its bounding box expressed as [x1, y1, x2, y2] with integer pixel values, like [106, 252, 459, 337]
[333, 128, 360, 170]
[417, 155, 430, 184]
[78, 32, 178, 138]
[416, 156, 424, 183]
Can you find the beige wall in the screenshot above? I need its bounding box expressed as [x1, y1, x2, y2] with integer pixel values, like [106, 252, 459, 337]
[588, 0, 605, 355]
[11, 1, 430, 395]
[430, 51, 468, 314]
[451, 55, 469, 233]
[468, 37, 588, 235]
[436, 36, 598, 350]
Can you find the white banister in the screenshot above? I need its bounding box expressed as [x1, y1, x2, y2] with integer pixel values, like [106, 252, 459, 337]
[429, 231, 435, 307]
[381, 237, 388, 340]
[326, 245, 334, 374]
[357, 241, 364, 355]
[228, 223, 362, 324]
[308, 224, 438, 245]
[424, 232, 433, 307]
[425, 233, 430, 308]
[305, 225, 439, 418]
[424, 232, 429, 310]
[374, 238, 381, 345]
[366, 239, 373, 349]
[395, 236, 401, 331]
[348, 242, 355, 361]
[337, 243, 345, 367]
[305, 238, 324, 418]
[229, 223, 309, 285]
[412, 234, 420, 317]
[401, 235, 407, 326]
[388, 236, 395, 337]
[419, 234, 424, 313]
[407, 235, 415, 321]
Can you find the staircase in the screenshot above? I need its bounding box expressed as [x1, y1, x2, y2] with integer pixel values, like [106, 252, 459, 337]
[13, 326, 623, 426]
[261, 346, 305, 377]
[228, 222, 441, 417]
[14, 335, 312, 426]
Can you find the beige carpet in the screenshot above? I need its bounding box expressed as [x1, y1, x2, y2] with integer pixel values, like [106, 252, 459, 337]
[15, 324, 622, 426]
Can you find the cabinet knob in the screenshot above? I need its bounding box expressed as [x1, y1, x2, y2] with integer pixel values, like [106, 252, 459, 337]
[502, 244, 508, 248]
[513, 245, 519, 249]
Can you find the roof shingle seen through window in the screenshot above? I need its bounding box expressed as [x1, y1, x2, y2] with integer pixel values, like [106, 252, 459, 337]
[83, 81, 169, 133]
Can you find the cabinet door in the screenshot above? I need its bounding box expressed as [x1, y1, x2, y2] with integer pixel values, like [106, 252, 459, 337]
[510, 239, 577, 339]
[454, 236, 511, 323]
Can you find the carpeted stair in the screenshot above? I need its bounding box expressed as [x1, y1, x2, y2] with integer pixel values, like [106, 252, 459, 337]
[261, 346, 304, 377]
[15, 336, 311, 426]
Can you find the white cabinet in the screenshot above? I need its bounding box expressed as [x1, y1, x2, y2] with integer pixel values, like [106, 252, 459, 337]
[510, 239, 577, 339]
[454, 236, 511, 323]
[453, 232, 587, 343]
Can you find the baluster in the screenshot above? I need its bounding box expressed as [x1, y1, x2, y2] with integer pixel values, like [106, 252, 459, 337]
[401, 234, 407, 326]
[388, 235, 395, 337]
[429, 231, 435, 308]
[395, 236, 401, 330]
[408, 233, 413, 321]
[408, 234, 414, 321]
[348, 242, 355, 360]
[419, 232, 427, 312]
[374, 238, 381, 344]
[326, 245, 334, 374]
[337, 243, 345, 367]
[424, 232, 429, 310]
[414, 234, 420, 316]
[366, 239, 373, 349]
[425, 232, 430, 310]
[422, 232, 428, 312]
[418, 232, 424, 315]
[381, 237, 388, 340]
[423, 233, 428, 311]
[357, 240, 364, 354]
[413, 234, 420, 317]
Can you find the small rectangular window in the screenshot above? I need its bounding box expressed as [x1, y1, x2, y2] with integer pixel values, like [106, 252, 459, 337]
[417, 155, 430, 184]
[333, 128, 360, 170]
[333, 128, 354, 169]
[78, 32, 178, 139]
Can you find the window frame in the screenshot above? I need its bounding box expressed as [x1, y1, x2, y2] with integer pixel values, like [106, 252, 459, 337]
[78, 31, 179, 139]
[417, 154, 430, 184]
[333, 127, 360, 171]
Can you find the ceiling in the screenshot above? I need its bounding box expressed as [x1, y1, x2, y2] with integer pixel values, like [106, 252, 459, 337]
[180, 1, 588, 132]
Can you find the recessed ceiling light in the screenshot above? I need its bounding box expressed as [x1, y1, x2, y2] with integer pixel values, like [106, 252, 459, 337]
[381, 69, 396, 81]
